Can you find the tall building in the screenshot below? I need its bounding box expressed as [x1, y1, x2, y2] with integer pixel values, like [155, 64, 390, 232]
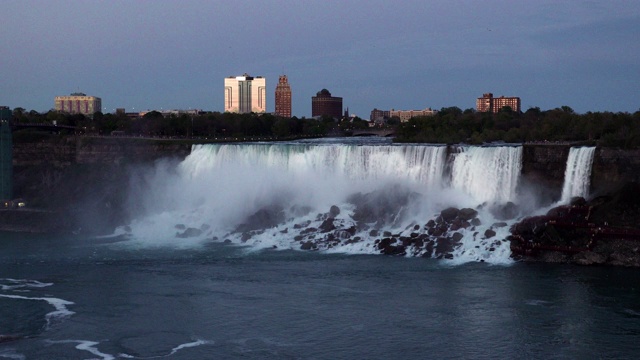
[476, 93, 521, 113]
[54, 93, 102, 115]
[274, 75, 292, 118]
[311, 89, 342, 119]
[224, 74, 267, 113]
[0, 106, 12, 200]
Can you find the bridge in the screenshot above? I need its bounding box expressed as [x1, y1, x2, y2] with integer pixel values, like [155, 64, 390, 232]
[351, 128, 396, 137]
[12, 123, 77, 132]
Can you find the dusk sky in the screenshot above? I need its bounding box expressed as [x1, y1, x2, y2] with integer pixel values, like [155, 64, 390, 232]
[2, 0, 639, 117]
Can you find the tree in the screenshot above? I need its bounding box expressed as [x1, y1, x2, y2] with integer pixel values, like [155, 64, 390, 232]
[142, 111, 163, 119]
[272, 118, 291, 138]
[561, 105, 574, 114]
[12, 107, 26, 123]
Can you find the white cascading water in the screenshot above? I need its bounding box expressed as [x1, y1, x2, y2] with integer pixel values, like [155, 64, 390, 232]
[560, 147, 596, 203]
[119, 143, 529, 264]
[450, 146, 522, 204]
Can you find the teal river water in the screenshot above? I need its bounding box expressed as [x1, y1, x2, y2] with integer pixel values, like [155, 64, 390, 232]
[1, 232, 639, 359]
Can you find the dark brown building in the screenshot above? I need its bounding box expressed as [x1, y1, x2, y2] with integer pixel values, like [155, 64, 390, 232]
[274, 75, 292, 117]
[312, 89, 342, 119]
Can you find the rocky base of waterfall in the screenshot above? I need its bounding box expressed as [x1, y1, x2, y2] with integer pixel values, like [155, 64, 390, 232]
[189, 187, 514, 261]
[509, 182, 640, 267]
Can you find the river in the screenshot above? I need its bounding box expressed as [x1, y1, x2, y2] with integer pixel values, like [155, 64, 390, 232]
[3, 138, 637, 359]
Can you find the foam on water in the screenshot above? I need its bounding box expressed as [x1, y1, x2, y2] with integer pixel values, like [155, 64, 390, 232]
[0, 278, 74, 330]
[0, 278, 52, 291]
[0, 350, 25, 360]
[47, 340, 115, 360]
[0, 294, 75, 328]
[117, 339, 214, 358]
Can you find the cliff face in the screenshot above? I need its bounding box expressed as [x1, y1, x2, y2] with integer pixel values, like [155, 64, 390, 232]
[7, 136, 192, 234]
[521, 145, 570, 187]
[520, 144, 640, 199]
[12, 136, 191, 167]
[592, 148, 640, 192]
[520, 144, 571, 202]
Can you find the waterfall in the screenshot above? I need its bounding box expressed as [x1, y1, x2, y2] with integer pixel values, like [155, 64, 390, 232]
[182, 144, 448, 187]
[560, 147, 596, 203]
[121, 142, 526, 265]
[450, 146, 522, 204]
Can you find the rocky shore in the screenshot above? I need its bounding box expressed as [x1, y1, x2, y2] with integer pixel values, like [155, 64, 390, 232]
[509, 182, 640, 266]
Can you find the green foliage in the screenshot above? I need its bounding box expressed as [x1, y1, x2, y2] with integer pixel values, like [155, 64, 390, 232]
[10, 106, 640, 147]
[395, 108, 640, 147]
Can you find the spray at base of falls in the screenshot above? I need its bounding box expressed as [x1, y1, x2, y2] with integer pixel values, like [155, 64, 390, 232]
[116, 143, 536, 265]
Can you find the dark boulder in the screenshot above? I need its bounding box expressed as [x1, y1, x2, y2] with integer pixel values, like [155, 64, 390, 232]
[319, 218, 336, 233]
[235, 205, 285, 233]
[440, 207, 459, 222]
[301, 227, 318, 235]
[434, 237, 456, 257]
[490, 202, 519, 220]
[484, 229, 496, 239]
[348, 186, 421, 228]
[176, 227, 203, 238]
[293, 220, 311, 229]
[458, 208, 478, 221]
[300, 241, 316, 250]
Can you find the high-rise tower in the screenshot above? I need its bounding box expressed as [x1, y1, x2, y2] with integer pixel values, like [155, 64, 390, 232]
[224, 74, 267, 113]
[274, 75, 292, 118]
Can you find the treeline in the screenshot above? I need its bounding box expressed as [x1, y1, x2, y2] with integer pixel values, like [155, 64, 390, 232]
[10, 108, 366, 139]
[395, 106, 640, 148]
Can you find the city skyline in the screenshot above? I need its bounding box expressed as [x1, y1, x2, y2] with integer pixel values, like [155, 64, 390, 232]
[2, 1, 639, 117]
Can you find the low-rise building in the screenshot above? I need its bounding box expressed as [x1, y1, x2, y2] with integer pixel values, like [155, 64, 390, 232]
[54, 93, 102, 115]
[370, 107, 437, 123]
[390, 108, 438, 122]
[476, 93, 521, 113]
[370, 108, 390, 123]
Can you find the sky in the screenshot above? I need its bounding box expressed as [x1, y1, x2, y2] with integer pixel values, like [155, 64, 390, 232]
[1, 0, 639, 118]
